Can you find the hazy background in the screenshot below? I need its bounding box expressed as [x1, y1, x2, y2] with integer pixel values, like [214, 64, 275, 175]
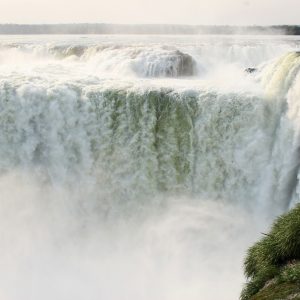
[1, 0, 299, 25]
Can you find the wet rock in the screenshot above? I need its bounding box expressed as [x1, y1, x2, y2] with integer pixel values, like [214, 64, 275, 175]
[245, 68, 257, 74]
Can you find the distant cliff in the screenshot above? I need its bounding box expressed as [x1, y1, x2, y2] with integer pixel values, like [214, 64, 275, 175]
[0, 24, 299, 35]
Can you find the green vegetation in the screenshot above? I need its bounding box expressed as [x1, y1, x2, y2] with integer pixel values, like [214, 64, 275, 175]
[241, 204, 300, 300]
[250, 282, 300, 300]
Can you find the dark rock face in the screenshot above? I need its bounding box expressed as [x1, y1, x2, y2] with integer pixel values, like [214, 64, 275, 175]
[245, 68, 257, 74]
[174, 51, 196, 77]
[143, 50, 196, 77]
[49, 45, 87, 58]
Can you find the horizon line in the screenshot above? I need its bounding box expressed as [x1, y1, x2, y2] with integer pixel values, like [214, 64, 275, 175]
[0, 23, 299, 26]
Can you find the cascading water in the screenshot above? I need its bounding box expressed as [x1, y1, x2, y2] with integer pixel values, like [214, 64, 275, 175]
[0, 35, 300, 300]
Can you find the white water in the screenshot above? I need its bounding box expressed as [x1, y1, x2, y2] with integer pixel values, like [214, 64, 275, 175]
[0, 34, 300, 300]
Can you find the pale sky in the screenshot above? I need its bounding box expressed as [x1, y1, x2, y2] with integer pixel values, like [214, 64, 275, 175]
[1, 0, 299, 25]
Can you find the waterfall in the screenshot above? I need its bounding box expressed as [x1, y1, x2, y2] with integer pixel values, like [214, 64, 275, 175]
[0, 35, 299, 300]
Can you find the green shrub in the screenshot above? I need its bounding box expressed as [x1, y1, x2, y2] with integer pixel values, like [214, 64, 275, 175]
[244, 204, 300, 278]
[241, 266, 279, 300]
[271, 205, 300, 264]
[241, 204, 300, 299]
[244, 237, 277, 278]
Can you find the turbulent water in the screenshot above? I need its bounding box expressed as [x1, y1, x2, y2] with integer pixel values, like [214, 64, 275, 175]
[1, 34, 300, 300]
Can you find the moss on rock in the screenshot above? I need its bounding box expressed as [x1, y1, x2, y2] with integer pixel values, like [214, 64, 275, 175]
[251, 282, 300, 300]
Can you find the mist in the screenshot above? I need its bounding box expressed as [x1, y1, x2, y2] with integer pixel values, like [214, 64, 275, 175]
[0, 171, 261, 300]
